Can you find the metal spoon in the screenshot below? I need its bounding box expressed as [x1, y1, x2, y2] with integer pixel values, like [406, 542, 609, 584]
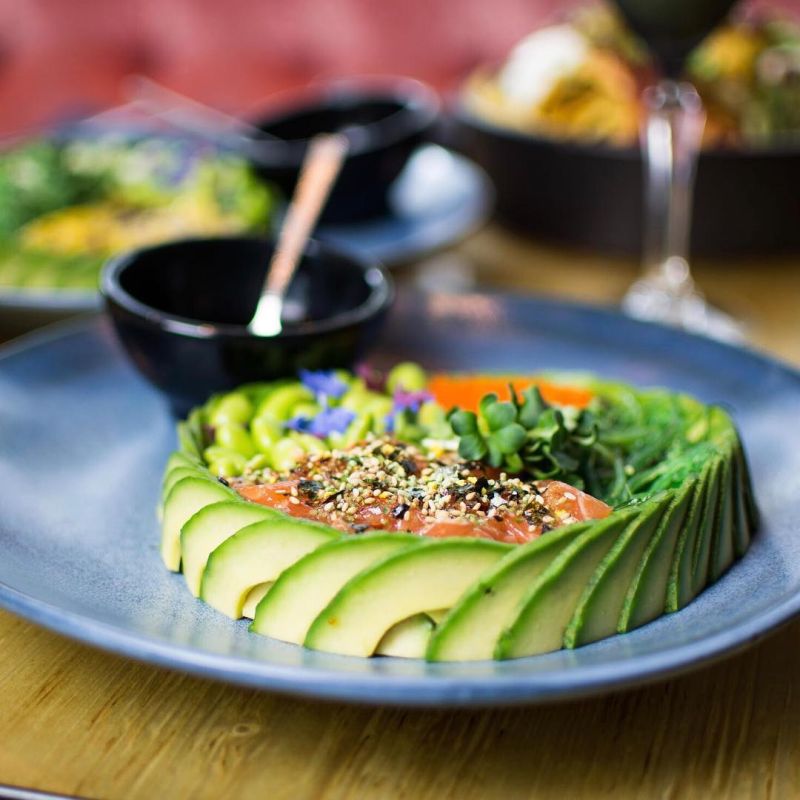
[248, 133, 349, 336]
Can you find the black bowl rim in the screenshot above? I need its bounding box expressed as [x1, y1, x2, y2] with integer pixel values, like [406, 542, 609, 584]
[451, 97, 800, 161]
[244, 76, 441, 165]
[100, 235, 394, 341]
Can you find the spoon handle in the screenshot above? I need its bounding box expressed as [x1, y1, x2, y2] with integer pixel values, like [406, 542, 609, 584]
[264, 134, 349, 300]
[249, 133, 348, 337]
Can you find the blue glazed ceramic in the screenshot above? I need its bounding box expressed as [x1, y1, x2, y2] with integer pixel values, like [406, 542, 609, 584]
[0, 291, 797, 706]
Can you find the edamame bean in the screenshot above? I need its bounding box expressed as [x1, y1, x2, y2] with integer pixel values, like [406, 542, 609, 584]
[342, 413, 373, 447]
[341, 389, 386, 414]
[203, 445, 240, 464]
[418, 400, 446, 426]
[215, 422, 257, 457]
[256, 384, 314, 421]
[334, 370, 366, 392]
[418, 401, 452, 437]
[251, 415, 283, 453]
[245, 453, 271, 471]
[208, 453, 247, 477]
[237, 379, 292, 407]
[270, 438, 306, 471]
[386, 362, 427, 393]
[364, 397, 393, 434]
[290, 402, 322, 420]
[393, 418, 426, 442]
[290, 432, 327, 454]
[209, 392, 253, 426]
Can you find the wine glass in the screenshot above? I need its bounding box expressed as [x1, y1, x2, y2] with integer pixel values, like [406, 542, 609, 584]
[613, 0, 746, 342]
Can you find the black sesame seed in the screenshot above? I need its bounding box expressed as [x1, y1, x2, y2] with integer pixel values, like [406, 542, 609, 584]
[217, 476, 230, 487]
[475, 476, 490, 494]
[399, 458, 418, 476]
[351, 524, 369, 534]
[392, 503, 410, 519]
[298, 479, 324, 499]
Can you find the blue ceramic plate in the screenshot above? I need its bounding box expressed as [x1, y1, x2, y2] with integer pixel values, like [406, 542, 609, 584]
[0, 292, 797, 706]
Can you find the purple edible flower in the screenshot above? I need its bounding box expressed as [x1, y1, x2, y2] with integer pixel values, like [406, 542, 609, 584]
[299, 369, 348, 401]
[385, 389, 433, 434]
[355, 363, 386, 392]
[286, 406, 355, 439]
[392, 389, 433, 414]
[284, 416, 313, 434]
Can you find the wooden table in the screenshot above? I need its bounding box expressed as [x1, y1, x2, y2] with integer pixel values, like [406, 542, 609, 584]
[2, 225, 800, 800]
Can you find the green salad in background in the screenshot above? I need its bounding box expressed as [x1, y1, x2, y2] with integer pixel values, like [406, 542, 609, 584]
[0, 136, 275, 292]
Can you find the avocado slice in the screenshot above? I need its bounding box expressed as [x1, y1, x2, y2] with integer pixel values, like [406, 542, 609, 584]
[564, 498, 672, 648]
[426, 521, 595, 662]
[305, 539, 510, 657]
[242, 583, 272, 619]
[618, 479, 695, 632]
[496, 510, 636, 659]
[157, 460, 213, 521]
[376, 614, 435, 658]
[162, 465, 213, 503]
[180, 501, 279, 596]
[177, 409, 205, 461]
[251, 533, 421, 644]
[201, 518, 339, 618]
[708, 450, 736, 582]
[736, 439, 760, 536]
[690, 459, 723, 597]
[665, 460, 713, 611]
[731, 444, 753, 557]
[161, 476, 237, 571]
[164, 450, 202, 475]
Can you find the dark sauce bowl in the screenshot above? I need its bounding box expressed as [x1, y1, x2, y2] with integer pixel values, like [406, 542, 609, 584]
[243, 78, 440, 224]
[101, 236, 394, 416]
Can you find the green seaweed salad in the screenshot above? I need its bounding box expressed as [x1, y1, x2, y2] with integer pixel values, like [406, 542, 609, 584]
[0, 135, 274, 292]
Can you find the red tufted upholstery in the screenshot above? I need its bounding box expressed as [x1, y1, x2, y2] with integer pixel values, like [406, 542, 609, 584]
[0, 0, 795, 136]
[0, 0, 572, 135]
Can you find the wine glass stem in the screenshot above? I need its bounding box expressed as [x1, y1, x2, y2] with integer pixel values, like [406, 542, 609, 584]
[641, 80, 706, 293]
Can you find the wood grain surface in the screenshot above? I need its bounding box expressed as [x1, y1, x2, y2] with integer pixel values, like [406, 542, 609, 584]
[2, 225, 800, 800]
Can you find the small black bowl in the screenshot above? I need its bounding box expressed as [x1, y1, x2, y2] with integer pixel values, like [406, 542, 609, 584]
[101, 236, 394, 415]
[242, 78, 440, 224]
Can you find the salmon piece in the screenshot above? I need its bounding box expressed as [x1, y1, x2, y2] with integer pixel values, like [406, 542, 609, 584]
[231, 439, 612, 543]
[539, 480, 612, 523]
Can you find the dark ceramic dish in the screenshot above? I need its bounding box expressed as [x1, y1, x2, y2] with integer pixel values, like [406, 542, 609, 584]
[101, 236, 393, 415]
[450, 103, 800, 257]
[243, 78, 440, 224]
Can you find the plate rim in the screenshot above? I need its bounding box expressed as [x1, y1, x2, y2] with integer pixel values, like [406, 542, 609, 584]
[0, 300, 798, 706]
